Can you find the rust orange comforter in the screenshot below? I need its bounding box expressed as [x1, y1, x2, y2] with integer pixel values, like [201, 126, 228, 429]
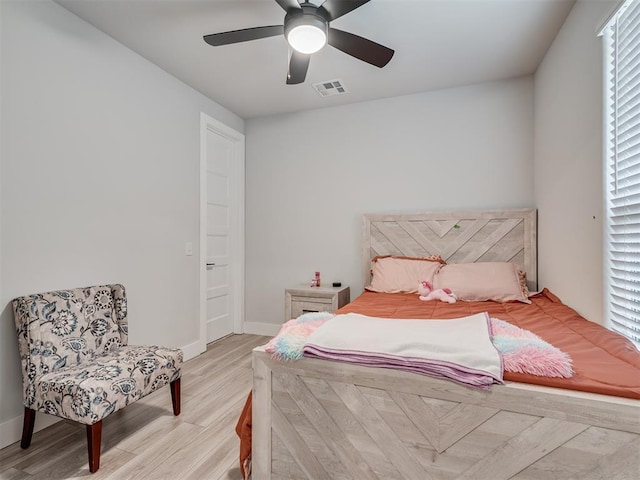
[236, 289, 640, 477]
[337, 289, 640, 398]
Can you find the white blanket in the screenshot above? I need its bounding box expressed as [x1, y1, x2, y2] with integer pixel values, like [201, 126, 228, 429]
[303, 312, 503, 388]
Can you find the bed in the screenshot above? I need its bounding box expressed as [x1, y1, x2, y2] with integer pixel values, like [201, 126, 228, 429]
[249, 209, 640, 479]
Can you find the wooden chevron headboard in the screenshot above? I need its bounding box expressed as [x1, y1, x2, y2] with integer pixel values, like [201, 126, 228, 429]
[362, 209, 537, 290]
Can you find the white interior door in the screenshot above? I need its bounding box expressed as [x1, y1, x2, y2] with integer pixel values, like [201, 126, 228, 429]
[200, 114, 244, 347]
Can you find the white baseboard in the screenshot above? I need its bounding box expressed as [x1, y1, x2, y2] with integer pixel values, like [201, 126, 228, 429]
[180, 338, 205, 362]
[0, 337, 205, 450]
[0, 411, 61, 450]
[243, 321, 279, 337]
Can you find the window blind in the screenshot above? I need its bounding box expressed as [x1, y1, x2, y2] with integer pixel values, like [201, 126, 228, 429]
[604, 0, 640, 348]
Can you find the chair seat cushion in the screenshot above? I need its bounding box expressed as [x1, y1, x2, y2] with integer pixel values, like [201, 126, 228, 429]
[31, 345, 183, 424]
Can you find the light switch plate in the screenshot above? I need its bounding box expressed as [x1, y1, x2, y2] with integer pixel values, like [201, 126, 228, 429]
[185, 242, 193, 256]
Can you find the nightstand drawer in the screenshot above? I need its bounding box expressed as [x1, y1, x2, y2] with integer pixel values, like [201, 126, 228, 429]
[291, 300, 333, 318]
[290, 295, 332, 305]
[285, 285, 350, 321]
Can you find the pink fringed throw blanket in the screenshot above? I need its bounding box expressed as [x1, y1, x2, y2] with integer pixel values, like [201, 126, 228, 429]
[265, 312, 573, 380]
[491, 317, 573, 377]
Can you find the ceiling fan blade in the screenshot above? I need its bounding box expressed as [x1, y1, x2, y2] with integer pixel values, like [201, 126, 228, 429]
[327, 28, 394, 68]
[318, 0, 371, 21]
[274, 0, 302, 12]
[286, 50, 311, 84]
[204, 25, 284, 47]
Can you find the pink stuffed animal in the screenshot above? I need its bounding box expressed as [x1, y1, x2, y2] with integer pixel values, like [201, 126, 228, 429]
[418, 280, 457, 303]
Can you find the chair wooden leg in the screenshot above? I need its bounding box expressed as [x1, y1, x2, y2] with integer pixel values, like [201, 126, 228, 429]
[86, 421, 102, 473]
[170, 378, 181, 416]
[20, 407, 36, 449]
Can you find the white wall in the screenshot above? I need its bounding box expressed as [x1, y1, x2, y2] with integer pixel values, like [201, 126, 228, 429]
[245, 77, 535, 333]
[0, 0, 243, 447]
[534, 0, 618, 324]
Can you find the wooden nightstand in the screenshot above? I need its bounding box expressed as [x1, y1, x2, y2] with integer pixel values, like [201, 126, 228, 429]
[285, 285, 350, 321]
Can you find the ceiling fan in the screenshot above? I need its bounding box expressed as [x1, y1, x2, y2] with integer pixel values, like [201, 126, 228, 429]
[203, 0, 394, 85]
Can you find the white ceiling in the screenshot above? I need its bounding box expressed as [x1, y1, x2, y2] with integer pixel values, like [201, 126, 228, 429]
[55, 0, 575, 119]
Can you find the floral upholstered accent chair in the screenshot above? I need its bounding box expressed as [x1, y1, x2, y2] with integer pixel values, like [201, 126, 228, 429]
[12, 284, 183, 473]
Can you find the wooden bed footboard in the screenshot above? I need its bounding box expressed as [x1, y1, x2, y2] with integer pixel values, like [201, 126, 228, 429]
[252, 347, 640, 480]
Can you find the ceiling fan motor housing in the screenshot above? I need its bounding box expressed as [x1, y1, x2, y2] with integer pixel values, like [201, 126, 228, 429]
[284, 5, 329, 51]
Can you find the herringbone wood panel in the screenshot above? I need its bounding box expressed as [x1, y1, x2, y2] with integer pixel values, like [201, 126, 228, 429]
[371, 219, 526, 272]
[253, 353, 640, 480]
[259, 356, 640, 480]
[0, 334, 269, 480]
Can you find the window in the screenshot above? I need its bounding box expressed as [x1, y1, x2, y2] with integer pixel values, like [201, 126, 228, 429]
[602, 0, 640, 348]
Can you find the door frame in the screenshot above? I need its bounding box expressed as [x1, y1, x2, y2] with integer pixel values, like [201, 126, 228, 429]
[199, 113, 245, 352]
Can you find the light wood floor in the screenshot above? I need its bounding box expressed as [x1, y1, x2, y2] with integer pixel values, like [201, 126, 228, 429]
[0, 334, 270, 480]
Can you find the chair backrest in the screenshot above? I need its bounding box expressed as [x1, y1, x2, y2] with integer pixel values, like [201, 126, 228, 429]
[12, 285, 128, 396]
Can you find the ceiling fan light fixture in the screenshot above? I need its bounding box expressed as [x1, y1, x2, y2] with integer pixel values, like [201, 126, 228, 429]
[287, 24, 327, 54]
[284, 12, 328, 54]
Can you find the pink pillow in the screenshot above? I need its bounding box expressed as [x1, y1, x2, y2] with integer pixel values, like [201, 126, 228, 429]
[366, 256, 444, 293]
[434, 262, 531, 304]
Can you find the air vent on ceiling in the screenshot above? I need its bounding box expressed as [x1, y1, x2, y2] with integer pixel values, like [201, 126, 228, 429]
[312, 79, 348, 97]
